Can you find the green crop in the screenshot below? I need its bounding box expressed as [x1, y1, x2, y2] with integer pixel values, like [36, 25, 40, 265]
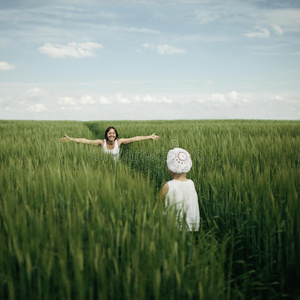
[0, 119, 299, 299]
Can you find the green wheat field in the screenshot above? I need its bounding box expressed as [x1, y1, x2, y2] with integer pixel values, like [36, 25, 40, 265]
[0, 120, 299, 300]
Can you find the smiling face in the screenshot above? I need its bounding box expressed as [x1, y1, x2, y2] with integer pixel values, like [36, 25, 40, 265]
[105, 126, 118, 141]
[107, 129, 116, 141]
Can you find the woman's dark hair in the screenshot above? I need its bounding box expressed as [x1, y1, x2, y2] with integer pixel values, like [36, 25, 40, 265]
[104, 126, 118, 140]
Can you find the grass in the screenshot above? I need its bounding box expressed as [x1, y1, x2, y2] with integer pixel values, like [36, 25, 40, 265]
[0, 119, 299, 299]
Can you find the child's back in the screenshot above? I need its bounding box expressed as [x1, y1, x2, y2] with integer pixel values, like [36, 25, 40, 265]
[165, 179, 200, 231]
[161, 147, 200, 231]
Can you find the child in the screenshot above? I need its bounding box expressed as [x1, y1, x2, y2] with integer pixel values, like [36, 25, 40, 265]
[160, 148, 200, 231]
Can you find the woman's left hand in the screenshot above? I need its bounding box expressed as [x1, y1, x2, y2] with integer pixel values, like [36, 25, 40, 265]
[59, 134, 71, 142]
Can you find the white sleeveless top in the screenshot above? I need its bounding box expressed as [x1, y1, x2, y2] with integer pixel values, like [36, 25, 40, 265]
[165, 179, 200, 231]
[103, 139, 120, 160]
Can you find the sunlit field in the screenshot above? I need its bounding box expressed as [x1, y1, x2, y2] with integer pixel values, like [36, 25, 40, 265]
[0, 119, 299, 300]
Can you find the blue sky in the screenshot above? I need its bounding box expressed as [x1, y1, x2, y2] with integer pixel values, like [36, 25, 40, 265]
[0, 0, 299, 120]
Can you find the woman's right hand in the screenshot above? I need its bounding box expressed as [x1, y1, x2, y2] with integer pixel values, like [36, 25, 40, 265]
[59, 134, 71, 142]
[150, 133, 159, 141]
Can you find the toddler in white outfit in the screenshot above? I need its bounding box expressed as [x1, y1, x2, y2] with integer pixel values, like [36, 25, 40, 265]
[160, 148, 200, 231]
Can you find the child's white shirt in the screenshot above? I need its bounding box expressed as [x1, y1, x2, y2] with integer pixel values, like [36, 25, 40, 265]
[165, 179, 200, 231]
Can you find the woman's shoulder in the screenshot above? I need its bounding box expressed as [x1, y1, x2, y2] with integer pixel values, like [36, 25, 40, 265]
[93, 139, 104, 147]
[116, 138, 122, 147]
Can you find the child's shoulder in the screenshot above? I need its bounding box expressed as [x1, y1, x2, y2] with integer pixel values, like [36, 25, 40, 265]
[168, 179, 194, 185]
[160, 182, 170, 201]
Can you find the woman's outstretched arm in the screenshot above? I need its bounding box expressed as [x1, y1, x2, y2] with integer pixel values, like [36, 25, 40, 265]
[59, 134, 103, 146]
[119, 133, 159, 145]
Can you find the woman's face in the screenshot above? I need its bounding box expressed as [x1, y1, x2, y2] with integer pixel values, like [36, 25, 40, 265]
[107, 129, 116, 141]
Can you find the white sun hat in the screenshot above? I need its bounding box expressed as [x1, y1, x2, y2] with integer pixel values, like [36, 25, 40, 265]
[167, 148, 192, 174]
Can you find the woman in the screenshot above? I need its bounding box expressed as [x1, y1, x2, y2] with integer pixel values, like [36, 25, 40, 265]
[59, 126, 159, 160]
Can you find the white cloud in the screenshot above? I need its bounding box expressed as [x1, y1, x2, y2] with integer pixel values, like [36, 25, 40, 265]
[211, 93, 227, 103]
[57, 95, 82, 110]
[124, 27, 159, 34]
[228, 91, 238, 102]
[157, 44, 186, 55]
[271, 95, 285, 102]
[246, 27, 270, 38]
[193, 10, 220, 24]
[115, 93, 173, 104]
[26, 103, 47, 112]
[80, 95, 96, 104]
[57, 96, 77, 105]
[54, 93, 173, 107]
[0, 97, 10, 112]
[99, 96, 112, 104]
[142, 43, 185, 55]
[96, 93, 175, 104]
[39, 42, 103, 58]
[192, 4, 300, 36]
[0, 61, 15, 71]
[142, 43, 152, 49]
[60, 106, 81, 111]
[198, 91, 250, 105]
[0, 106, 10, 111]
[115, 93, 131, 104]
[142, 95, 173, 103]
[271, 24, 284, 36]
[25, 87, 48, 98]
[263, 9, 300, 33]
[246, 24, 284, 39]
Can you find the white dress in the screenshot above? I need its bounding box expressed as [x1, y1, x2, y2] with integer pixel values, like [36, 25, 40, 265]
[103, 139, 120, 160]
[165, 179, 200, 231]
